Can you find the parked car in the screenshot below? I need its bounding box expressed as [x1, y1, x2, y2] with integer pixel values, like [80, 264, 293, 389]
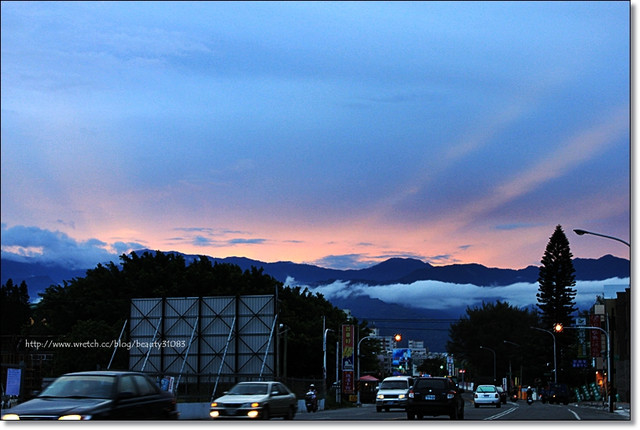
[209, 381, 297, 420]
[495, 386, 507, 404]
[1, 371, 179, 420]
[473, 384, 501, 408]
[375, 376, 414, 412]
[406, 377, 464, 420]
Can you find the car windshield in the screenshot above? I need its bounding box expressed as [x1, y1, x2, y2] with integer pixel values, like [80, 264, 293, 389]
[39, 375, 115, 399]
[379, 381, 407, 390]
[415, 379, 447, 390]
[228, 383, 269, 395]
[476, 386, 497, 393]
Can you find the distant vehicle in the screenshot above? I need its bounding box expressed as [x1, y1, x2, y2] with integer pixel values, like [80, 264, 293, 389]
[473, 384, 501, 408]
[543, 383, 570, 405]
[495, 386, 507, 404]
[406, 377, 464, 420]
[209, 381, 297, 420]
[375, 376, 414, 412]
[1, 371, 178, 420]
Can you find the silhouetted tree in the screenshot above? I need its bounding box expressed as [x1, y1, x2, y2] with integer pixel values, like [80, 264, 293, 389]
[536, 225, 577, 329]
[32, 251, 364, 378]
[1, 279, 31, 335]
[447, 301, 543, 385]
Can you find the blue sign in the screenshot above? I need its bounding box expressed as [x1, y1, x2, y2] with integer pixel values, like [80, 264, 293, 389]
[572, 359, 588, 368]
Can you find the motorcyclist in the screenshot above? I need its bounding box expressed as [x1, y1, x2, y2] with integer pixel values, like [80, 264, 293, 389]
[526, 386, 533, 402]
[305, 384, 318, 412]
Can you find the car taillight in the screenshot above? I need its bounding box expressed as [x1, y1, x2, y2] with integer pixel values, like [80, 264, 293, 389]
[408, 390, 415, 399]
[447, 391, 455, 400]
[494, 394, 499, 398]
[474, 393, 478, 398]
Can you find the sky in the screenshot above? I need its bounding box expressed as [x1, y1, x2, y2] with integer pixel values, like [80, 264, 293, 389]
[1, 1, 631, 271]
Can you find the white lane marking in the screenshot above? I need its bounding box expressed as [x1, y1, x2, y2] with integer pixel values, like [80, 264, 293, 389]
[484, 406, 518, 420]
[568, 408, 581, 420]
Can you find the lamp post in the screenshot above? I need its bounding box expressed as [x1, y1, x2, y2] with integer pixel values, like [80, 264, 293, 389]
[573, 228, 628, 413]
[323, 327, 334, 401]
[531, 327, 557, 383]
[356, 335, 375, 406]
[503, 340, 521, 390]
[562, 325, 613, 413]
[573, 229, 630, 247]
[278, 324, 290, 378]
[479, 346, 496, 385]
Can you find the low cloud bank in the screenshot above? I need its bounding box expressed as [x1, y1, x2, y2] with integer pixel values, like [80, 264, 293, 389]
[285, 277, 630, 312]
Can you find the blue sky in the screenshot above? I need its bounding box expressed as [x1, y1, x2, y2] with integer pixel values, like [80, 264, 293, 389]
[1, 1, 630, 271]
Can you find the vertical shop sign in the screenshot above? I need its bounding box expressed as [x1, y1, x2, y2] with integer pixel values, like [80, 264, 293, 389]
[342, 324, 355, 394]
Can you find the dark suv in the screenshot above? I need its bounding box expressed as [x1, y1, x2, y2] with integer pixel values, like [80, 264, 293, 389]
[543, 383, 570, 405]
[406, 377, 464, 420]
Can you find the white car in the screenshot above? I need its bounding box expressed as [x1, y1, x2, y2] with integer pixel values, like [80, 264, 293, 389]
[376, 376, 414, 412]
[473, 384, 501, 408]
[210, 381, 297, 420]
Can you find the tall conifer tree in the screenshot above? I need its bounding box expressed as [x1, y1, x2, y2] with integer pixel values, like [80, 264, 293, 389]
[536, 225, 577, 329]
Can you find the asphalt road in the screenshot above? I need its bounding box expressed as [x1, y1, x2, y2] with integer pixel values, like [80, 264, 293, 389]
[294, 396, 630, 421]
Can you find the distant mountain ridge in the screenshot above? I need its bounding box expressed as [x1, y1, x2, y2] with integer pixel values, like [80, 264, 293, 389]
[1, 252, 629, 300]
[1, 252, 629, 352]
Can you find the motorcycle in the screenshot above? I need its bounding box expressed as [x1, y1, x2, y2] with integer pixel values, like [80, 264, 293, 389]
[305, 390, 318, 412]
[527, 397, 533, 405]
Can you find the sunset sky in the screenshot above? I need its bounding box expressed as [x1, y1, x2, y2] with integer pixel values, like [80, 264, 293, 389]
[1, 1, 630, 271]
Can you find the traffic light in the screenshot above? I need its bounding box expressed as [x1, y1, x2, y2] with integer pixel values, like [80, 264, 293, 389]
[394, 333, 402, 342]
[553, 323, 563, 333]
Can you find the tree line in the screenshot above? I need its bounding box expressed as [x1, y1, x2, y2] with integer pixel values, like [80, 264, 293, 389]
[1, 251, 381, 379]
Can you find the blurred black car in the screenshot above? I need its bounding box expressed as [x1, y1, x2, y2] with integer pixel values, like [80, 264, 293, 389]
[1, 371, 178, 420]
[496, 386, 507, 404]
[543, 383, 570, 405]
[406, 377, 464, 420]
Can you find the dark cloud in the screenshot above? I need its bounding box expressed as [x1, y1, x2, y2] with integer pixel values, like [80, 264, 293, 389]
[0, 225, 142, 269]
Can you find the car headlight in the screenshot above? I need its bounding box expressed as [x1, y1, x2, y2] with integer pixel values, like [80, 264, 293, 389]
[2, 414, 20, 420]
[58, 414, 92, 420]
[398, 394, 406, 400]
[377, 394, 384, 399]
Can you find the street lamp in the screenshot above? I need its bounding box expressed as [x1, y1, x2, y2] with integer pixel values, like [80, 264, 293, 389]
[561, 325, 613, 413]
[573, 229, 630, 247]
[573, 227, 628, 413]
[356, 335, 376, 406]
[479, 346, 496, 385]
[531, 327, 557, 383]
[323, 327, 334, 404]
[503, 340, 521, 390]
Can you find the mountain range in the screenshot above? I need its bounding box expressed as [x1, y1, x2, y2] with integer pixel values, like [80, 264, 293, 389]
[1, 252, 629, 352]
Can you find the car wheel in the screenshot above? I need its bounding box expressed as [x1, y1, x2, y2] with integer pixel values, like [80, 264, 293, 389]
[449, 407, 458, 420]
[460, 405, 464, 420]
[496, 402, 501, 408]
[285, 406, 295, 420]
[474, 403, 479, 408]
[261, 406, 270, 420]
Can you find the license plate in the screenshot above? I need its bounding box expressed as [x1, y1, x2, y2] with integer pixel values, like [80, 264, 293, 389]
[425, 395, 436, 400]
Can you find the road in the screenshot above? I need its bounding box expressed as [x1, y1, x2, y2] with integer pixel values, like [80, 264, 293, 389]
[294, 396, 630, 421]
